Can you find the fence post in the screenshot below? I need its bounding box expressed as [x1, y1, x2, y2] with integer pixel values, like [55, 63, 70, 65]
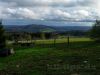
[68, 36, 69, 46]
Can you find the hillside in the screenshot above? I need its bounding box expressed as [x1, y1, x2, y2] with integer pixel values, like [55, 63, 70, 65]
[4, 24, 92, 33]
[52, 26, 92, 32]
[4, 24, 55, 33]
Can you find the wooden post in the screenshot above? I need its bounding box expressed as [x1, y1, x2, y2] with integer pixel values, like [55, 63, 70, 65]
[67, 33, 70, 47]
[53, 33, 58, 47]
[67, 35, 69, 45]
[54, 37, 56, 47]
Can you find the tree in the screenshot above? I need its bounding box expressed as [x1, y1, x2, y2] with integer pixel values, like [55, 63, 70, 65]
[0, 20, 6, 49]
[0, 20, 15, 57]
[90, 20, 100, 41]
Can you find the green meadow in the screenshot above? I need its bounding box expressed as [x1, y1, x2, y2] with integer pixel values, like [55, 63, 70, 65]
[0, 37, 100, 75]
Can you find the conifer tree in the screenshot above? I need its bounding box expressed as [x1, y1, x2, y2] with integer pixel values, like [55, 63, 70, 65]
[90, 20, 100, 41]
[0, 20, 6, 49]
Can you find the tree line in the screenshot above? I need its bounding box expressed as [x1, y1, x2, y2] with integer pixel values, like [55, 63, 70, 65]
[0, 20, 100, 49]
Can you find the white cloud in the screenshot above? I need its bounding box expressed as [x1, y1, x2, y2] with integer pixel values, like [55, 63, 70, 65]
[5, 8, 40, 19]
[73, 10, 90, 19]
[0, 0, 100, 20]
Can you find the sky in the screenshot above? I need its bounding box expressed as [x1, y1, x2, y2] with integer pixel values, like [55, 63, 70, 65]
[0, 0, 100, 25]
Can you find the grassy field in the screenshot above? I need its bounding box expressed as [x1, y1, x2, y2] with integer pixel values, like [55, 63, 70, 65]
[35, 37, 91, 44]
[0, 37, 100, 75]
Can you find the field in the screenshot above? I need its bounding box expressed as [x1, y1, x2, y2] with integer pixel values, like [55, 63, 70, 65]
[0, 37, 100, 75]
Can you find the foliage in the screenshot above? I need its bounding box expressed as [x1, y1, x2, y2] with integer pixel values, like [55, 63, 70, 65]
[0, 20, 6, 49]
[90, 20, 100, 41]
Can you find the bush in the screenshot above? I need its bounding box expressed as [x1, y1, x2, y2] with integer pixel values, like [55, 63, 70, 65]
[90, 20, 100, 42]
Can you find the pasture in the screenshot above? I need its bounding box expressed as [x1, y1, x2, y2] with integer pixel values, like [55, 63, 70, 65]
[0, 37, 100, 75]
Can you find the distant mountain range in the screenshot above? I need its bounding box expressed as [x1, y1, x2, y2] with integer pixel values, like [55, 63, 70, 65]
[4, 24, 92, 33]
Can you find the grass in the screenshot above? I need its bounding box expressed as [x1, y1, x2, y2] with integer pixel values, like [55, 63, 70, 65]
[0, 37, 100, 75]
[35, 37, 91, 44]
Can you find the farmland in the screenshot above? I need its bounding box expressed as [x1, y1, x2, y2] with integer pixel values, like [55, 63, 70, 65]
[0, 37, 100, 75]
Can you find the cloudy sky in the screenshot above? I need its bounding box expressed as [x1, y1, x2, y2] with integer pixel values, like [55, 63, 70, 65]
[0, 0, 100, 25]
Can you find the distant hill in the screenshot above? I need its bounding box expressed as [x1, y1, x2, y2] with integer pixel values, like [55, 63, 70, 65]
[4, 24, 55, 33]
[4, 24, 92, 33]
[52, 26, 92, 32]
